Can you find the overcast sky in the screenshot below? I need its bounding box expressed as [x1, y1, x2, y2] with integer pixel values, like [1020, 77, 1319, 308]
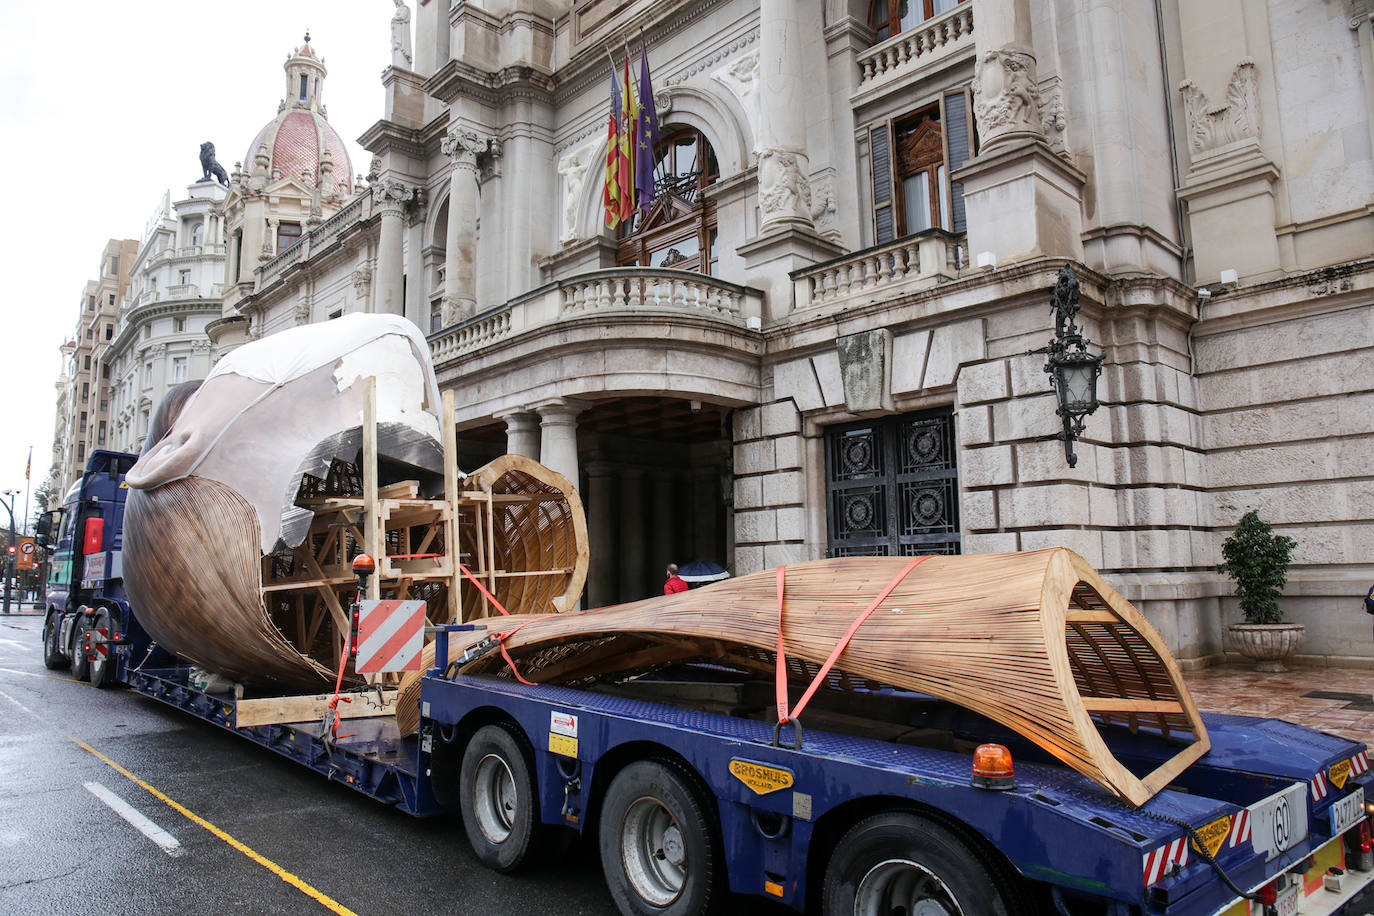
[0, 1, 389, 529]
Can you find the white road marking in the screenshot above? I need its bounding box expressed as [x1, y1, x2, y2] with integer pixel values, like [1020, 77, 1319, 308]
[84, 782, 184, 857]
[0, 666, 52, 679]
[0, 637, 34, 652]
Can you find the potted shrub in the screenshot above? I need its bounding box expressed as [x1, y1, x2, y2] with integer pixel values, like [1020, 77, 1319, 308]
[1218, 510, 1303, 671]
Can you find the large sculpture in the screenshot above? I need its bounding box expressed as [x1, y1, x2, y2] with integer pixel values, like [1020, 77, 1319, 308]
[123, 314, 587, 690]
[199, 142, 230, 187]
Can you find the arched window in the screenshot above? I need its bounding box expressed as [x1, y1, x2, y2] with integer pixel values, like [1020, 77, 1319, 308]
[617, 128, 721, 276]
[190, 222, 204, 247]
[869, 0, 963, 43]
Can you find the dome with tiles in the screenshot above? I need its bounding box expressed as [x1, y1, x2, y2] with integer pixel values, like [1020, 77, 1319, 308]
[243, 34, 353, 194]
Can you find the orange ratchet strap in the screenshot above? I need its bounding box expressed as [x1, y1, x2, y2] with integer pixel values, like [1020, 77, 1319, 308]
[775, 555, 932, 727]
[456, 563, 536, 685]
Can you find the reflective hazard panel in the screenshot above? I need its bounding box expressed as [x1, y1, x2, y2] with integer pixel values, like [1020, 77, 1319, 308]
[1191, 815, 1231, 858]
[1330, 759, 1352, 789]
[729, 759, 794, 795]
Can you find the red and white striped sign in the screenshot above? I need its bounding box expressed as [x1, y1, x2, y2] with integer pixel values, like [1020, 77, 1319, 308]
[1312, 771, 1329, 803]
[356, 600, 426, 673]
[1227, 808, 1251, 848]
[1143, 837, 1188, 886]
[1352, 750, 1369, 777]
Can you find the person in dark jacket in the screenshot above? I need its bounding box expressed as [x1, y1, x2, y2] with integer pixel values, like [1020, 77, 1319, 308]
[664, 563, 688, 595]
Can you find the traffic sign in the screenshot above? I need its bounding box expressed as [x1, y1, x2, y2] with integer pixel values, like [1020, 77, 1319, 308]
[16, 537, 36, 571]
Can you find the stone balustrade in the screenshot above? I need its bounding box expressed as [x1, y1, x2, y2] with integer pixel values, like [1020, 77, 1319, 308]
[559, 268, 761, 319]
[792, 229, 964, 310]
[856, 4, 974, 87]
[428, 266, 763, 365]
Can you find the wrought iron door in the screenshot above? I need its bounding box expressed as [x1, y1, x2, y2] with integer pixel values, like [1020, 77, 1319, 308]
[825, 409, 960, 557]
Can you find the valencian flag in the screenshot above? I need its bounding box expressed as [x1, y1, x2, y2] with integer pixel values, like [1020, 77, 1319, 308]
[603, 62, 624, 229]
[618, 48, 639, 225]
[635, 42, 660, 214]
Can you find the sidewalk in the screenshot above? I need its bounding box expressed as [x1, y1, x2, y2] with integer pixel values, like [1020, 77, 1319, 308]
[1186, 663, 1374, 750]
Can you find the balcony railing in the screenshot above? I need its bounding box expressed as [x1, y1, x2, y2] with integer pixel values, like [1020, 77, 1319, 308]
[856, 4, 974, 89]
[792, 230, 964, 311]
[429, 267, 762, 365]
[258, 191, 373, 288]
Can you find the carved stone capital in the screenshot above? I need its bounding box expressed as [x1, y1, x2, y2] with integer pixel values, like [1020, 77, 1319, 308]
[352, 266, 372, 298]
[972, 46, 1044, 149]
[757, 148, 813, 226]
[1178, 59, 1260, 156]
[374, 178, 417, 218]
[442, 125, 497, 175]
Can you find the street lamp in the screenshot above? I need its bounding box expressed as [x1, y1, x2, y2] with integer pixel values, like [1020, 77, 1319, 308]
[1033, 266, 1104, 468]
[0, 490, 16, 615]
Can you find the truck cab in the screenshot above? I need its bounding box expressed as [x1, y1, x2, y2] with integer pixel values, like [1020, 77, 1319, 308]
[38, 450, 141, 685]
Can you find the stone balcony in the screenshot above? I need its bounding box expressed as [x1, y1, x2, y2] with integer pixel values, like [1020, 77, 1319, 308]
[430, 267, 763, 366]
[853, 4, 974, 101]
[258, 192, 373, 289]
[791, 229, 965, 313]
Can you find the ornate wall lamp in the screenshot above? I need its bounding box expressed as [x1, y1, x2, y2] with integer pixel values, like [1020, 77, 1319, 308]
[1033, 266, 1104, 468]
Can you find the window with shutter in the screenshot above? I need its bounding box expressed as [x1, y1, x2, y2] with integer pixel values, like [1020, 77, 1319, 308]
[870, 125, 895, 245]
[867, 88, 974, 242]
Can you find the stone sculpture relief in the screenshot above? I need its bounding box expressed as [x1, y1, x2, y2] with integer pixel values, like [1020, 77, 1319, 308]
[809, 170, 839, 240]
[557, 142, 596, 244]
[972, 47, 1043, 146]
[391, 0, 413, 69]
[711, 50, 760, 128]
[1039, 77, 1068, 157]
[1177, 59, 1260, 155]
[758, 149, 812, 224]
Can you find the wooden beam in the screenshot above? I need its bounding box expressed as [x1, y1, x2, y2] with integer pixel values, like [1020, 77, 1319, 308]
[1065, 609, 1120, 624]
[262, 576, 354, 593]
[235, 689, 398, 728]
[363, 376, 381, 602]
[1081, 697, 1184, 714]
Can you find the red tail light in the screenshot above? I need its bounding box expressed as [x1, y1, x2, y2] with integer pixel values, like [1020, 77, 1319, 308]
[1254, 880, 1278, 905]
[82, 518, 104, 555]
[1360, 818, 1371, 854]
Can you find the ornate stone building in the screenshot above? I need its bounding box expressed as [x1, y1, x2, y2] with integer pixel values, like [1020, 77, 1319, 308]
[105, 181, 228, 454]
[210, 35, 365, 353]
[227, 1, 1374, 666]
[50, 239, 138, 499]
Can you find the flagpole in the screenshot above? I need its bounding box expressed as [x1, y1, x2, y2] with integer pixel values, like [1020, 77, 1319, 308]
[23, 445, 30, 533]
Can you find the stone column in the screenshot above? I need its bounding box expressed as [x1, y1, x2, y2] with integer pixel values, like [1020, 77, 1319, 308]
[201, 213, 212, 249]
[970, 0, 1043, 151]
[584, 461, 616, 608]
[756, 0, 814, 233]
[618, 467, 646, 601]
[374, 179, 413, 317]
[496, 410, 540, 459]
[440, 126, 490, 326]
[535, 398, 584, 488]
[651, 469, 680, 571]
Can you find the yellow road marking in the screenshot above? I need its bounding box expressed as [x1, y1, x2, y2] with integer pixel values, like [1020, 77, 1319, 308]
[0, 687, 358, 916]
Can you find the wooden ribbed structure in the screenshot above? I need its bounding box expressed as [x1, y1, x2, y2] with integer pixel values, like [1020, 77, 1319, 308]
[124, 452, 588, 693]
[457, 548, 1208, 806]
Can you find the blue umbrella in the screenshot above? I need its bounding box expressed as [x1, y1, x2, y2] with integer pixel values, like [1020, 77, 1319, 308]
[677, 560, 729, 584]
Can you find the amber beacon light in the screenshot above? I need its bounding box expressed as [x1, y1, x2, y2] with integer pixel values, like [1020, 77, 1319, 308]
[971, 744, 1016, 790]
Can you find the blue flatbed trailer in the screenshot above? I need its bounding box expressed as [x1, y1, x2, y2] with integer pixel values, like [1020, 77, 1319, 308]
[42, 453, 1374, 915]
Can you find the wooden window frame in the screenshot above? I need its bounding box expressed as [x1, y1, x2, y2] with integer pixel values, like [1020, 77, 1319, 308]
[868, 88, 975, 245]
[868, 0, 966, 43]
[617, 128, 720, 276]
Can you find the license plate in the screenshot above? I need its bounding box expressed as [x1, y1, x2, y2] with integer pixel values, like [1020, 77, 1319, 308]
[1330, 786, 1365, 836]
[1275, 882, 1299, 916]
[1250, 782, 1309, 861]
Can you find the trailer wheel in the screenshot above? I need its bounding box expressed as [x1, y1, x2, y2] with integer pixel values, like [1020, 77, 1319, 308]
[459, 724, 544, 873]
[69, 613, 91, 682]
[599, 760, 721, 916]
[822, 812, 1022, 916]
[88, 609, 116, 689]
[42, 614, 67, 670]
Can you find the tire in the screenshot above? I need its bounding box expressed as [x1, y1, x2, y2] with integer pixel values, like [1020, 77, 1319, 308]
[69, 614, 91, 682]
[42, 613, 67, 670]
[88, 609, 117, 689]
[822, 812, 1024, 916]
[599, 760, 722, 916]
[459, 724, 545, 873]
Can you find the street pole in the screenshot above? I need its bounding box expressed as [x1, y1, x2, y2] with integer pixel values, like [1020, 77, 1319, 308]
[0, 491, 14, 615]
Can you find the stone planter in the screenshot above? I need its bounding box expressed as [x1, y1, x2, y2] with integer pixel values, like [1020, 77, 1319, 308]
[1228, 623, 1306, 673]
